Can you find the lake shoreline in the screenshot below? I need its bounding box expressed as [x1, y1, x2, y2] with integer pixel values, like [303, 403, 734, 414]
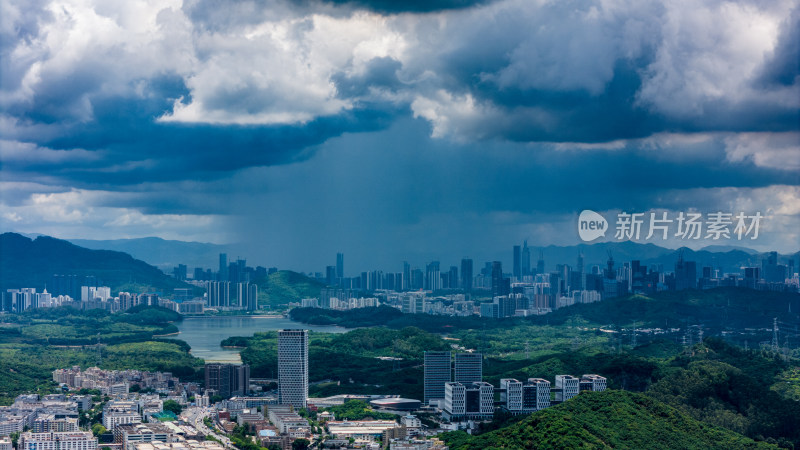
[182, 314, 285, 319]
[175, 315, 348, 363]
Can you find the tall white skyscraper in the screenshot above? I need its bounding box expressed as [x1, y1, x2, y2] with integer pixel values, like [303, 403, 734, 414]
[278, 329, 308, 408]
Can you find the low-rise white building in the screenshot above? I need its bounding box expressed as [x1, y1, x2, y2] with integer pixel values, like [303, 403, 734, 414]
[326, 421, 399, 441]
[443, 382, 493, 420]
[580, 374, 607, 392]
[522, 378, 550, 412]
[18, 431, 97, 450]
[555, 375, 579, 402]
[500, 379, 523, 412]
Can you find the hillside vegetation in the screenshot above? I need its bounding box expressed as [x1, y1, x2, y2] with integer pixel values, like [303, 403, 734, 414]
[440, 390, 774, 450]
[291, 289, 800, 333]
[251, 270, 326, 308]
[0, 306, 202, 405]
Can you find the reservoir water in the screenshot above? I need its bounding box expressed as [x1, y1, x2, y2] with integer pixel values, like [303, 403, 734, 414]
[174, 316, 348, 363]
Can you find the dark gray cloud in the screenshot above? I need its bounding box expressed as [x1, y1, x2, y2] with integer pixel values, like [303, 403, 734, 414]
[315, 0, 489, 14]
[397, 0, 799, 142]
[227, 119, 799, 270]
[1, 0, 798, 261]
[758, 7, 800, 88]
[332, 57, 404, 98]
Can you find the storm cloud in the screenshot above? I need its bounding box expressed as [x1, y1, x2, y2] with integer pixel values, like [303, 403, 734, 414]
[0, 0, 798, 269]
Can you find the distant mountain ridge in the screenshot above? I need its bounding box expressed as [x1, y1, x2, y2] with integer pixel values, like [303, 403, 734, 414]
[6, 233, 795, 276]
[68, 237, 229, 271]
[0, 232, 192, 293]
[532, 241, 796, 275]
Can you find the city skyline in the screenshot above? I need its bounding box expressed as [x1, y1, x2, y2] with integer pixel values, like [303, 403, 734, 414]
[0, 0, 798, 271]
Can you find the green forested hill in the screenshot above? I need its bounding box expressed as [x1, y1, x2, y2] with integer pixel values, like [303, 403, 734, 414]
[251, 270, 326, 308]
[290, 288, 800, 334]
[440, 390, 775, 450]
[0, 232, 191, 292]
[0, 306, 203, 405]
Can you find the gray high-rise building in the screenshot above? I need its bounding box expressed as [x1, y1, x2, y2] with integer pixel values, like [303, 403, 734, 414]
[513, 245, 521, 279]
[425, 261, 441, 291]
[521, 241, 531, 277]
[219, 253, 228, 281]
[491, 261, 508, 297]
[336, 253, 344, 279]
[448, 266, 458, 290]
[278, 329, 309, 408]
[205, 281, 230, 308]
[326, 266, 336, 286]
[454, 353, 482, 384]
[424, 351, 452, 405]
[460, 258, 473, 291]
[237, 283, 258, 311]
[674, 253, 697, 291]
[536, 250, 545, 275]
[205, 363, 249, 398]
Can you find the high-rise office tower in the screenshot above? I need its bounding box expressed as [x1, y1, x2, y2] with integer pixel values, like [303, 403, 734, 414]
[521, 241, 531, 277]
[205, 281, 230, 308]
[536, 250, 545, 275]
[278, 329, 309, 408]
[205, 363, 250, 398]
[425, 261, 441, 291]
[491, 261, 508, 297]
[219, 253, 228, 281]
[411, 268, 423, 290]
[326, 266, 336, 286]
[237, 283, 258, 311]
[403, 262, 411, 291]
[513, 245, 521, 279]
[50, 274, 80, 300]
[454, 353, 482, 384]
[674, 253, 697, 290]
[336, 253, 344, 279]
[448, 266, 458, 290]
[576, 252, 585, 291]
[424, 351, 452, 405]
[460, 258, 473, 291]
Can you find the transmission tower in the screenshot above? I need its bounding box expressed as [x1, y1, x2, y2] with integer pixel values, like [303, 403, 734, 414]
[96, 333, 102, 366]
[772, 317, 779, 352]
